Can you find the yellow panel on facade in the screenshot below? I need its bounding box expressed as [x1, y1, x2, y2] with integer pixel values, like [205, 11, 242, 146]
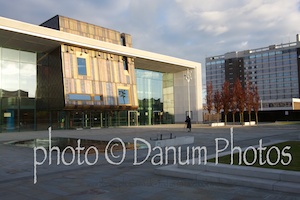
[75, 79, 81, 93]
[62, 53, 72, 78]
[93, 81, 99, 95]
[84, 80, 92, 94]
[101, 59, 108, 82]
[113, 62, 119, 83]
[92, 58, 99, 81]
[56, 16, 139, 110]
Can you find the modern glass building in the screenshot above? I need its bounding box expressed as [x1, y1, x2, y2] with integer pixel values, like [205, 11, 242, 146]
[0, 15, 202, 132]
[206, 35, 300, 113]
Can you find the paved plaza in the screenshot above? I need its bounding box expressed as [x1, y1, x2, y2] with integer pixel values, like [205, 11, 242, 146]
[0, 123, 300, 199]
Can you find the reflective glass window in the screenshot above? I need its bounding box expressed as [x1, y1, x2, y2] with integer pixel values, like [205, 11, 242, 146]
[136, 69, 163, 100]
[20, 63, 36, 97]
[20, 51, 36, 63]
[94, 95, 103, 101]
[1, 60, 19, 93]
[2, 48, 19, 61]
[0, 48, 37, 132]
[118, 89, 129, 104]
[77, 58, 87, 75]
[68, 94, 91, 100]
[123, 57, 128, 71]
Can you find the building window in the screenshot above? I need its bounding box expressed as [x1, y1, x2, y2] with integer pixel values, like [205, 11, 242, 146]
[123, 57, 128, 71]
[94, 95, 103, 101]
[68, 94, 91, 101]
[118, 89, 129, 104]
[77, 57, 87, 75]
[121, 34, 126, 46]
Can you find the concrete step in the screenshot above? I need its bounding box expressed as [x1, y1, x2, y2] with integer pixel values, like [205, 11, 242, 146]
[155, 165, 300, 194]
[178, 162, 300, 184]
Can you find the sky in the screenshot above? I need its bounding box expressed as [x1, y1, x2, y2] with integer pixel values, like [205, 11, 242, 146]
[1, 0, 300, 87]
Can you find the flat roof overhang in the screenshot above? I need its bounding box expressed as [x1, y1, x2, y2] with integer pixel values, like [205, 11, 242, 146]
[0, 16, 200, 73]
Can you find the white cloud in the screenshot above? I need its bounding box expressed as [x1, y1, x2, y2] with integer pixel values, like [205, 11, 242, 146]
[240, 41, 248, 48]
[198, 24, 229, 36]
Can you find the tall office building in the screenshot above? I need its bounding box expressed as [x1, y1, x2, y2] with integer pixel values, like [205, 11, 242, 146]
[0, 15, 202, 132]
[206, 35, 300, 120]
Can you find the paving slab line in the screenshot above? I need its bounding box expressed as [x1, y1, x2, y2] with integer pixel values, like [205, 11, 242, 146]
[155, 162, 300, 194]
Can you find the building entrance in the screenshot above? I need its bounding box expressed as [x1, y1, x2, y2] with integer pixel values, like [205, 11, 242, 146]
[153, 110, 163, 125]
[128, 111, 138, 126]
[67, 110, 112, 129]
[68, 111, 94, 129]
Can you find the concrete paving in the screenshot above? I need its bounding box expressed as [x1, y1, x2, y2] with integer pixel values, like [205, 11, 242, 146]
[0, 123, 300, 199]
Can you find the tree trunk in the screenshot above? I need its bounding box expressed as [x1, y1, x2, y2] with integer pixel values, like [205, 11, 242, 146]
[225, 114, 227, 125]
[233, 113, 235, 125]
[239, 113, 242, 124]
[248, 112, 251, 122]
[242, 112, 244, 123]
[217, 112, 219, 123]
[255, 112, 258, 124]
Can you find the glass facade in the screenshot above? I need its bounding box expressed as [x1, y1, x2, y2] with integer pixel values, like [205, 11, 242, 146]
[244, 49, 299, 103]
[0, 47, 37, 132]
[162, 73, 175, 124]
[136, 69, 174, 125]
[206, 59, 225, 93]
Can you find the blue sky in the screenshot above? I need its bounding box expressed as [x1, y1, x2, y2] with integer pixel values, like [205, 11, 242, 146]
[1, 0, 300, 86]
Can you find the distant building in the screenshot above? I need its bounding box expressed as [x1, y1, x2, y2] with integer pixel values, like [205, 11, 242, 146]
[0, 15, 202, 132]
[206, 35, 300, 121]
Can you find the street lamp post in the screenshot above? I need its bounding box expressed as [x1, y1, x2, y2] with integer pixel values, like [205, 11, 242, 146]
[184, 69, 192, 118]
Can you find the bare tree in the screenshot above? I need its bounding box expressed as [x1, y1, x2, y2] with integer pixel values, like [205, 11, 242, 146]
[234, 79, 245, 124]
[252, 85, 260, 124]
[213, 89, 223, 122]
[230, 88, 238, 125]
[221, 81, 231, 125]
[206, 81, 213, 123]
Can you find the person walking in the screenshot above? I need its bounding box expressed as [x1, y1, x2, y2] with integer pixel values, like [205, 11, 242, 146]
[185, 116, 191, 132]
